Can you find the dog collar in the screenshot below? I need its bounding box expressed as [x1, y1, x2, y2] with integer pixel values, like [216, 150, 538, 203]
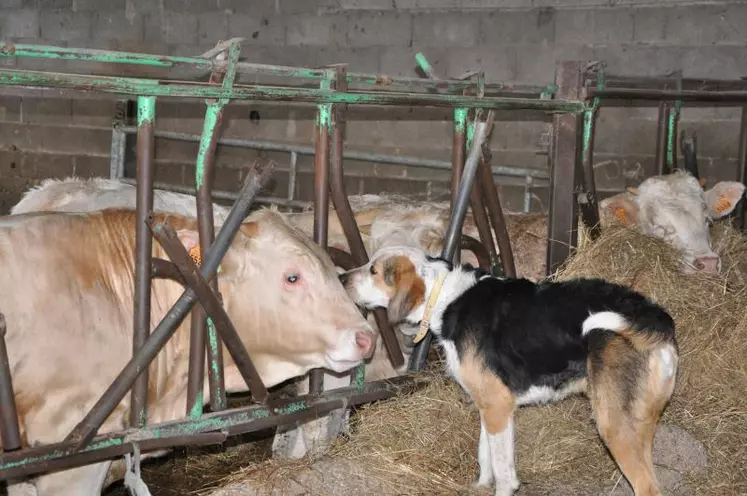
[413, 272, 447, 345]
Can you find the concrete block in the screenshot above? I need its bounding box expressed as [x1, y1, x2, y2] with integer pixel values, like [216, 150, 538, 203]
[26, 152, 76, 181]
[675, 120, 740, 159]
[317, 46, 381, 73]
[682, 46, 747, 80]
[41, 126, 111, 156]
[363, 176, 429, 198]
[592, 44, 685, 78]
[74, 156, 109, 178]
[74, 0, 125, 11]
[40, 10, 92, 41]
[216, 0, 278, 17]
[1, 9, 40, 38]
[0, 0, 23, 8]
[392, 0, 458, 9]
[71, 98, 118, 128]
[664, 4, 747, 45]
[144, 12, 199, 44]
[448, 46, 517, 82]
[280, 0, 334, 15]
[379, 46, 447, 77]
[0, 96, 22, 123]
[460, 0, 528, 8]
[183, 164, 242, 191]
[481, 8, 555, 46]
[38, 0, 73, 9]
[555, 7, 634, 45]
[336, 0, 398, 9]
[93, 10, 144, 42]
[198, 12, 229, 45]
[515, 44, 593, 84]
[680, 106, 742, 122]
[286, 14, 347, 46]
[153, 162, 185, 185]
[21, 97, 73, 126]
[154, 138, 199, 164]
[595, 109, 658, 155]
[164, 0, 218, 14]
[413, 13, 481, 48]
[244, 44, 319, 69]
[345, 11, 413, 47]
[0, 123, 40, 152]
[214, 145, 262, 169]
[492, 120, 548, 152]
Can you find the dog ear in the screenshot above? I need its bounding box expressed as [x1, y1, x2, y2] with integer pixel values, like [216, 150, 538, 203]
[388, 285, 415, 324]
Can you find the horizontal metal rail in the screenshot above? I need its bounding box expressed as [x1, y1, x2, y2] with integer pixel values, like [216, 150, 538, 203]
[586, 87, 747, 103]
[115, 126, 551, 181]
[0, 43, 550, 97]
[0, 375, 425, 480]
[0, 70, 585, 112]
[589, 74, 747, 93]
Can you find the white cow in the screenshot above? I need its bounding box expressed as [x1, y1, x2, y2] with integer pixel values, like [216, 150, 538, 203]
[0, 208, 375, 496]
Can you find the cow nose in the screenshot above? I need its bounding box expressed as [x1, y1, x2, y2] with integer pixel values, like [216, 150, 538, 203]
[355, 330, 376, 359]
[693, 255, 719, 274]
[338, 272, 349, 286]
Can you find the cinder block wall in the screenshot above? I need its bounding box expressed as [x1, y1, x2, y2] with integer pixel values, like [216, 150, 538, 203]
[0, 0, 745, 214]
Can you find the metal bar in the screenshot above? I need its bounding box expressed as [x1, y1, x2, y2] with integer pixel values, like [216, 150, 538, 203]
[586, 87, 747, 102]
[288, 151, 298, 201]
[0, 314, 22, 452]
[152, 258, 186, 285]
[131, 95, 156, 429]
[589, 74, 747, 92]
[579, 107, 601, 237]
[148, 219, 269, 403]
[0, 69, 586, 112]
[63, 161, 274, 449]
[546, 62, 583, 276]
[738, 107, 747, 230]
[655, 102, 670, 175]
[667, 100, 683, 171]
[309, 75, 333, 395]
[477, 146, 517, 278]
[116, 126, 551, 181]
[410, 112, 494, 372]
[459, 235, 491, 271]
[0, 375, 423, 481]
[0, 43, 549, 95]
[450, 108, 468, 265]
[327, 65, 404, 370]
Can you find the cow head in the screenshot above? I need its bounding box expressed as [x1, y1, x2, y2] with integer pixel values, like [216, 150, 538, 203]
[599, 170, 745, 274]
[177, 209, 377, 389]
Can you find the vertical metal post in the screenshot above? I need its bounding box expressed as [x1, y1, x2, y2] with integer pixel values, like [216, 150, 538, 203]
[477, 151, 517, 278]
[579, 103, 601, 237]
[309, 73, 333, 395]
[546, 61, 583, 276]
[654, 102, 671, 175]
[131, 95, 156, 428]
[451, 108, 467, 265]
[738, 107, 747, 230]
[523, 176, 533, 213]
[466, 116, 499, 269]
[109, 100, 129, 180]
[0, 314, 22, 451]
[288, 151, 298, 202]
[667, 100, 682, 172]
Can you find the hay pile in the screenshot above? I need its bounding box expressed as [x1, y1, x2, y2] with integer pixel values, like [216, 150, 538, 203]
[197, 223, 747, 496]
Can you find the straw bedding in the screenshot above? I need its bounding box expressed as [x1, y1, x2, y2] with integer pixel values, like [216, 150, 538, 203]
[159, 222, 747, 496]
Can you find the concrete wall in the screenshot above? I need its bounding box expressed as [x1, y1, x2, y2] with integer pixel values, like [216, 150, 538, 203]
[0, 0, 746, 213]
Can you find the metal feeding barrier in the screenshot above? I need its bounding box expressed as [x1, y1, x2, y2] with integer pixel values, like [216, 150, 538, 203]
[0, 38, 591, 485]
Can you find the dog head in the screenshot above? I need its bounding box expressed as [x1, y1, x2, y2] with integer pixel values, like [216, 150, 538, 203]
[340, 246, 449, 325]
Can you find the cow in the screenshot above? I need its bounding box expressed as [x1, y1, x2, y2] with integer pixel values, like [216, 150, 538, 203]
[0, 207, 376, 496]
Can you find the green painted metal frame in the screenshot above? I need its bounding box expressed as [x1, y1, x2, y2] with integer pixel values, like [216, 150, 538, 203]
[0, 40, 590, 483]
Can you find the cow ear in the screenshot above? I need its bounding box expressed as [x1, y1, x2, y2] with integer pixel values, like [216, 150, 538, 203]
[176, 229, 200, 251]
[704, 181, 746, 219]
[599, 192, 639, 228]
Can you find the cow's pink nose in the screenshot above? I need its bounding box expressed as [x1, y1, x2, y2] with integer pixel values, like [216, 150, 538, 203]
[693, 255, 719, 274]
[355, 330, 376, 359]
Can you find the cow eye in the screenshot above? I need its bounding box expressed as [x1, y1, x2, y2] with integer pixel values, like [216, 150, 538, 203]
[286, 274, 300, 284]
[370, 265, 377, 275]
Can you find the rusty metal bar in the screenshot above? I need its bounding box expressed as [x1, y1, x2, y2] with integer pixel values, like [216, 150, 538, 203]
[63, 161, 274, 449]
[586, 87, 747, 102]
[148, 219, 269, 403]
[327, 65, 404, 370]
[654, 102, 671, 175]
[546, 61, 583, 276]
[579, 106, 601, 238]
[131, 95, 156, 429]
[0, 374, 423, 481]
[152, 258, 186, 285]
[459, 235, 491, 272]
[0, 314, 21, 452]
[450, 109, 467, 265]
[477, 150, 517, 278]
[410, 112, 494, 371]
[738, 107, 747, 230]
[309, 74, 334, 395]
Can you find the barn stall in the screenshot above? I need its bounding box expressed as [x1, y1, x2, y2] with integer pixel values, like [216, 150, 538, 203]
[0, 36, 746, 496]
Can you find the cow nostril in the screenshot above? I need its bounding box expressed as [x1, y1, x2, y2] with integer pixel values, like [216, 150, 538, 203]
[355, 331, 374, 356]
[694, 260, 705, 270]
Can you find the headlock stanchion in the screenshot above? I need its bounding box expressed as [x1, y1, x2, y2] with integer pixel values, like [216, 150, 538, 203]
[0, 39, 599, 482]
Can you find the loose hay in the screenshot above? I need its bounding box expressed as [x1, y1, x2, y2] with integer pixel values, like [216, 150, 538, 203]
[199, 223, 747, 496]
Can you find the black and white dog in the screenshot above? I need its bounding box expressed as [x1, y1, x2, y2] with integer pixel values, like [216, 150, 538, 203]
[340, 246, 679, 496]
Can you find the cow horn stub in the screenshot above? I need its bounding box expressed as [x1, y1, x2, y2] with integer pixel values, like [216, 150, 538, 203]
[626, 187, 640, 196]
[680, 130, 700, 180]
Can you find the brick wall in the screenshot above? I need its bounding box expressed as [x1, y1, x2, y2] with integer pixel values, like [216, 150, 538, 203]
[0, 0, 746, 214]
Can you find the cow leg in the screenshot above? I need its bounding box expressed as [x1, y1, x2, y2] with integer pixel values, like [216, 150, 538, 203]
[272, 370, 352, 459]
[33, 461, 112, 496]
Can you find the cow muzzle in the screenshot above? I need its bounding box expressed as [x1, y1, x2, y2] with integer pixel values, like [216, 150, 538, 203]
[692, 254, 720, 274]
